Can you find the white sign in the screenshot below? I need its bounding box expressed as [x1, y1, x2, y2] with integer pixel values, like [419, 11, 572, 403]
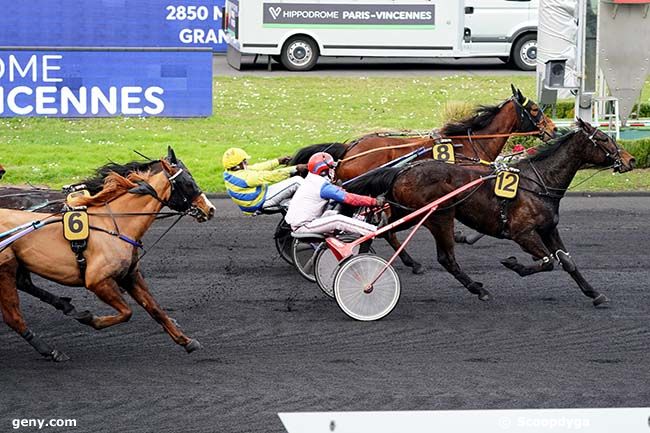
[280, 408, 650, 433]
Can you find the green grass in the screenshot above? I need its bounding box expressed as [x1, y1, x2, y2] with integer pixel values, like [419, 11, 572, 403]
[0, 75, 649, 192]
[571, 169, 650, 192]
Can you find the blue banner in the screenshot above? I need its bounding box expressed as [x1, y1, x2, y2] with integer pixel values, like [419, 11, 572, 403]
[0, 0, 227, 52]
[0, 51, 213, 117]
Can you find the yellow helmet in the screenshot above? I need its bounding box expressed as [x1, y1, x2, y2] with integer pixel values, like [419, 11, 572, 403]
[222, 148, 251, 169]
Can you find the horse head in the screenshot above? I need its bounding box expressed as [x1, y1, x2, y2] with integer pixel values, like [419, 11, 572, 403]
[511, 84, 558, 142]
[575, 118, 635, 173]
[161, 146, 215, 222]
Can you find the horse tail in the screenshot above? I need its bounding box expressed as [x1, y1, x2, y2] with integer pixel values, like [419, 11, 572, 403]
[343, 166, 403, 198]
[289, 142, 348, 165]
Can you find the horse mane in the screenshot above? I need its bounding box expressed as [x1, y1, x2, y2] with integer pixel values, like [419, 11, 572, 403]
[343, 166, 403, 197]
[289, 143, 349, 165]
[69, 169, 156, 207]
[81, 160, 160, 194]
[441, 102, 506, 136]
[524, 129, 579, 162]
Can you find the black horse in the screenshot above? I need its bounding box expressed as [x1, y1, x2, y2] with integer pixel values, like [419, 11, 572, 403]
[345, 120, 636, 306]
[0, 161, 162, 321]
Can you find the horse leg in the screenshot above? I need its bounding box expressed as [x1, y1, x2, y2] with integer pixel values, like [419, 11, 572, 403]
[124, 270, 201, 353]
[83, 279, 133, 330]
[16, 264, 78, 316]
[426, 217, 492, 301]
[500, 231, 555, 276]
[542, 228, 607, 307]
[454, 230, 485, 245]
[0, 257, 69, 361]
[382, 230, 425, 274]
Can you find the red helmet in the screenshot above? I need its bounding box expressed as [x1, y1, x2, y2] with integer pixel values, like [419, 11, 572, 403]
[308, 152, 336, 176]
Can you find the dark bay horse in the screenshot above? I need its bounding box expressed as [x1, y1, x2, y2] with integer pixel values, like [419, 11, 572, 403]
[0, 161, 164, 321]
[0, 148, 215, 361]
[0, 164, 5, 180]
[290, 86, 557, 273]
[345, 120, 635, 306]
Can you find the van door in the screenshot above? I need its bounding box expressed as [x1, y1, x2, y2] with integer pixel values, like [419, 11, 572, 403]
[464, 0, 531, 54]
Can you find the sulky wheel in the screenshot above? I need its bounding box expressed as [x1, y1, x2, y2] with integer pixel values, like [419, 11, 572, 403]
[315, 241, 375, 299]
[333, 254, 401, 321]
[274, 218, 294, 265]
[291, 237, 326, 282]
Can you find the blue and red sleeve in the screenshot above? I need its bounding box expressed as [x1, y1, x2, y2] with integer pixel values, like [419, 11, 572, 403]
[320, 183, 377, 207]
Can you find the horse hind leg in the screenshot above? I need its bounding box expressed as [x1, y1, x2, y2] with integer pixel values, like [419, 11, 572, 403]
[454, 230, 485, 245]
[426, 217, 492, 301]
[0, 257, 69, 361]
[16, 264, 78, 316]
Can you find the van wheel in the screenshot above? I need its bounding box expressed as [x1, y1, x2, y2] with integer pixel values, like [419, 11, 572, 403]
[281, 36, 319, 71]
[511, 34, 537, 71]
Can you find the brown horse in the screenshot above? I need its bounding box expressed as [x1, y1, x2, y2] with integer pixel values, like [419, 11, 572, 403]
[0, 161, 165, 321]
[345, 120, 635, 306]
[290, 86, 557, 273]
[289, 85, 557, 180]
[336, 86, 557, 181]
[0, 163, 5, 180]
[0, 148, 215, 361]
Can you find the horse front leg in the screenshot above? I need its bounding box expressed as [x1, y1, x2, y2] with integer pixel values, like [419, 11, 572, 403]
[426, 217, 491, 301]
[542, 228, 607, 307]
[501, 230, 553, 277]
[83, 279, 133, 330]
[124, 270, 202, 353]
[382, 230, 425, 274]
[500, 230, 555, 276]
[16, 264, 78, 316]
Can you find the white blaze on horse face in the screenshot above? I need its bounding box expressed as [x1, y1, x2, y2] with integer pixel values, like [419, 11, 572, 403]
[192, 193, 216, 221]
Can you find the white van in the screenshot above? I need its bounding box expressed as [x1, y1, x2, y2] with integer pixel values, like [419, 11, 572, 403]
[223, 0, 538, 71]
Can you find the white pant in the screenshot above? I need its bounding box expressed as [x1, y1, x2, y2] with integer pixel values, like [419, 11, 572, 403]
[295, 213, 377, 237]
[263, 176, 303, 209]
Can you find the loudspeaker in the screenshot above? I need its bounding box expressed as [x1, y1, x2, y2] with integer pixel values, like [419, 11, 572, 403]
[544, 60, 567, 89]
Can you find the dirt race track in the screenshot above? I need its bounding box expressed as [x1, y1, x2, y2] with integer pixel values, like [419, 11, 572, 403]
[1, 196, 649, 433]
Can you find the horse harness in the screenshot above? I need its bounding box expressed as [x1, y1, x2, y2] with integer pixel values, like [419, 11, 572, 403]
[494, 128, 624, 238]
[61, 170, 189, 283]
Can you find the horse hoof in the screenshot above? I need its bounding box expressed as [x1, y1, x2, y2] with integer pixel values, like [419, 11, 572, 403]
[73, 310, 94, 325]
[51, 350, 70, 362]
[478, 291, 492, 301]
[412, 264, 425, 275]
[185, 339, 203, 354]
[500, 256, 518, 269]
[593, 294, 609, 307]
[59, 297, 77, 315]
[454, 231, 467, 244]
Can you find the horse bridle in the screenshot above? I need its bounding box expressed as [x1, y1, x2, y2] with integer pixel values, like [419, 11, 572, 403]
[512, 97, 553, 141]
[128, 163, 204, 218]
[522, 127, 624, 200]
[584, 127, 624, 171]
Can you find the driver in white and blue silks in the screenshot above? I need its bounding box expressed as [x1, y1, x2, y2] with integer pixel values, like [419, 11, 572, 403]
[285, 152, 383, 236]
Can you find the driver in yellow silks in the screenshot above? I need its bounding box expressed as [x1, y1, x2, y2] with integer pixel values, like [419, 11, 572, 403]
[222, 147, 306, 215]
